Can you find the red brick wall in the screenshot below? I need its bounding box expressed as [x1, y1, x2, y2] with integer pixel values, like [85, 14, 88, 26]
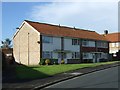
[81, 47, 96, 52]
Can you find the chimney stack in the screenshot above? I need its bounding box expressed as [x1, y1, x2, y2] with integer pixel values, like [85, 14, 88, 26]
[104, 30, 108, 35]
[16, 27, 20, 31]
[73, 26, 76, 30]
[59, 24, 60, 27]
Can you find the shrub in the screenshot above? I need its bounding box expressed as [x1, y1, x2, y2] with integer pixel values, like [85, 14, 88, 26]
[61, 60, 65, 64]
[39, 58, 45, 65]
[45, 59, 50, 65]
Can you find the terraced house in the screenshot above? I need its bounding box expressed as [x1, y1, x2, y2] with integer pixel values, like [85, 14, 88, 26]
[13, 20, 109, 65]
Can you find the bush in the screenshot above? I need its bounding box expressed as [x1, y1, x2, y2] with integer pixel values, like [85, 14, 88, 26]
[45, 59, 50, 65]
[39, 58, 45, 65]
[61, 60, 65, 64]
[39, 58, 58, 65]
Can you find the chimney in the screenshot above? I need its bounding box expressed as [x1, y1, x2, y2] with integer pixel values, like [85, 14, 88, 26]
[16, 27, 20, 31]
[73, 26, 76, 30]
[104, 30, 108, 35]
[59, 24, 60, 27]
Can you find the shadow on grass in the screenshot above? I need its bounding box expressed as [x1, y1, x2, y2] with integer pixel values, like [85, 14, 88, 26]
[2, 63, 50, 83]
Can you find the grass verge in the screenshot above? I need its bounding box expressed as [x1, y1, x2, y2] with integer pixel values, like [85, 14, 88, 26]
[15, 61, 119, 79]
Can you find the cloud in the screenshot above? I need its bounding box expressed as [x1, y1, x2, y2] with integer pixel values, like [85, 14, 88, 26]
[2, 0, 119, 2]
[29, 2, 118, 34]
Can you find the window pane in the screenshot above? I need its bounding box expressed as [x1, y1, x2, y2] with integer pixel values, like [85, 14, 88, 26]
[42, 36, 53, 43]
[72, 39, 80, 45]
[72, 52, 80, 59]
[112, 43, 115, 47]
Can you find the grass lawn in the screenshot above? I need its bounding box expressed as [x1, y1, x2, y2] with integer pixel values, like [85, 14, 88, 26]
[16, 61, 119, 79]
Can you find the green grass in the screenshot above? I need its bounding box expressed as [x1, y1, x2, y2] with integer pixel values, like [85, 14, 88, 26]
[15, 61, 119, 79]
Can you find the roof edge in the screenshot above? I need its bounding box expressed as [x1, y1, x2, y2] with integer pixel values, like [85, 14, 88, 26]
[25, 20, 95, 33]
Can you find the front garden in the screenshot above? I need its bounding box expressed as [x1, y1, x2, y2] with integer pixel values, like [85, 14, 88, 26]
[15, 61, 119, 79]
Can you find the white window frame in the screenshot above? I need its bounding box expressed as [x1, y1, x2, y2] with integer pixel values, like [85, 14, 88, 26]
[82, 40, 89, 47]
[72, 39, 80, 45]
[72, 52, 80, 59]
[42, 36, 53, 43]
[112, 43, 115, 47]
[115, 42, 120, 47]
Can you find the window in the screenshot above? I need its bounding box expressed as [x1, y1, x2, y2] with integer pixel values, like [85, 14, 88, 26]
[82, 40, 89, 46]
[97, 53, 101, 58]
[72, 39, 80, 45]
[104, 42, 108, 48]
[42, 51, 52, 58]
[115, 42, 120, 47]
[83, 53, 89, 58]
[112, 43, 115, 47]
[42, 36, 53, 43]
[72, 52, 80, 59]
[97, 41, 108, 48]
[119, 42, 120, 47]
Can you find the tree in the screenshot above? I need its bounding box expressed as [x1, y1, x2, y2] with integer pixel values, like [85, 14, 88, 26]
[1, 38, 12, 48]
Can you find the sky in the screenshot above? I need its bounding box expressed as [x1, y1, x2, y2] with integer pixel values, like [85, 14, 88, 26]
[1, 0, 119, 46]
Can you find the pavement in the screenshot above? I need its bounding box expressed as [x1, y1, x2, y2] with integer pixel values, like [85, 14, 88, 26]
[44, 66, 119, 89]
[2, 62, 120, 90]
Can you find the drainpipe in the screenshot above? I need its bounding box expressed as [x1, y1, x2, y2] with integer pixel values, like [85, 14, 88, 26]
[28, 33, 29, 65]
[61, 37, 64, 60]
[80, 39, 82, 63]
[107, 42, 109, 61]
[95, 41, 97, 63]
[40, 35, 42, 59]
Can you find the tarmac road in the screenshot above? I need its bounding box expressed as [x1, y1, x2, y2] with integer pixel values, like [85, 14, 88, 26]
[44, 66, 119, 89]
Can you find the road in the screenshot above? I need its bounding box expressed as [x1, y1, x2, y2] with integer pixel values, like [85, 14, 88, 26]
[44, 66, 119, 89]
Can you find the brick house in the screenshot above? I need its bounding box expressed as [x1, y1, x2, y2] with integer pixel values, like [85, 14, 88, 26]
[13, 20, 109, 65]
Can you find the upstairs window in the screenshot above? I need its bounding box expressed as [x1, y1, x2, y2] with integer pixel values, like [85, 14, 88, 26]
[97, 41, 108, 48]
[42, 36, 53, 43]
[115, 42, 120, 47]
[82, 40, 89, 46]
[72, 39, 80, 45]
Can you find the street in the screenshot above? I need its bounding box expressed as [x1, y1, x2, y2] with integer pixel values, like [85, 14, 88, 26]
[44, 66, 119, 88]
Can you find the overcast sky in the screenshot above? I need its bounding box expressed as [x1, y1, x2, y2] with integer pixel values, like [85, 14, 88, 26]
[1, 0, 119, 45]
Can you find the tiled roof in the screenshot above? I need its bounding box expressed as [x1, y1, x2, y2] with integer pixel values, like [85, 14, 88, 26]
[103, 32, 120, 42]
[25, 20, 108, 41]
